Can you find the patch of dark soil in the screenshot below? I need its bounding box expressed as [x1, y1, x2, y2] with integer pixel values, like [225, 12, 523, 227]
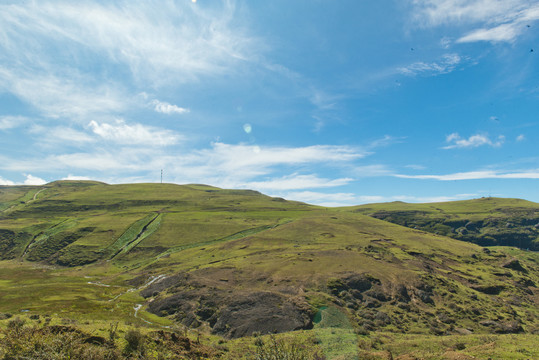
[502, 258, 528, 273]
[211, 292, 312, 338]
[140, 274, 188, 298]
[517, 277, 536, 288]
[471, 284, 505, 295]
[147, 292, 198, 318]
[83, 335, 108, 345]
[0, 313, 13, 320]
[479, 319, 524, 334]
[327, 273, 379, 295]
[393, 284, 411, 302]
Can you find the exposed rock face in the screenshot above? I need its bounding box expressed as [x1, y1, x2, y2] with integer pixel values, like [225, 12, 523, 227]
[211, 292, 312, 338]
[143, 272, 313, 338]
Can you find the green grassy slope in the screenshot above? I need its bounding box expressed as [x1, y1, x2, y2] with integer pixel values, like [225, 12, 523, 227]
[348, 197, 539, 250]
[0, 182, 537, 350]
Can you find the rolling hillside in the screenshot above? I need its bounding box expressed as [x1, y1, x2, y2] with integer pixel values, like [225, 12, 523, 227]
[349, 198, 539, 250]
[0, 181, 538, 358]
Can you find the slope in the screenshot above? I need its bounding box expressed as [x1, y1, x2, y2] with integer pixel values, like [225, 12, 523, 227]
[0, 182, 537, 343]
[348, 197, 539, 250]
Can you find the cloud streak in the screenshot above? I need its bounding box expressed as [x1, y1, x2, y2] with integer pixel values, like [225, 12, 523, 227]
[88, 119, 181, 146]
[0, 0, 258, 122]
[443, 133, 505, 149]
[244, 174, 353, 191]
[411, 0, 539, 43]
[396, 169, 539, 180]
[0, 142, 367, 191]
[151, 100, 190, 115]
[398, 53, 462, 76]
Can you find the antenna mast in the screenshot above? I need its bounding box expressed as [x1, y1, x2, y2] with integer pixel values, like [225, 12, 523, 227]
[161, 169, 163, 184]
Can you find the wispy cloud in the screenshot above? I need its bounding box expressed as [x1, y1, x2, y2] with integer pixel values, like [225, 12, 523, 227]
[151, 100, 190, 115]
[457, 22, 521, 43]
[88, 119, 181, 146]
[30, 125, 95, 147]
[0, 142, 367, 192]
[182, 143, 366, 178]
[278, 191, 479, 206]
[411, 0, 539, 43]
[443, 133, 505, 149]
[0, 1, 258, 122]
[516, 134, 526, 141]
[279, 191, 358, 207]
[352, 165, 394, 178]
[398, 53, 462, 76]
[244, 174, 353, 191]
[0, 116, 28, 130]
[396, 169, 539, 180]
[367, 135, 405, 149]
[62, 175, 92, 181]
[0, 70, 127, 120]
[359, 193, 477, 203]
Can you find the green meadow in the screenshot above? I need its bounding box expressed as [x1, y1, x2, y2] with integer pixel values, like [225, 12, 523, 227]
[0, 181, 537, 359]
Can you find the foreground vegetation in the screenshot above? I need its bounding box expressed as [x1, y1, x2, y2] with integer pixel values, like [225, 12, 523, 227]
[0, 181, 537, 358]
[1, 315, 538, 359]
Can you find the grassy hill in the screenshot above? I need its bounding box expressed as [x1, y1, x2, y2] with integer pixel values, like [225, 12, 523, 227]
[0, 182, 538, 359]
[348, 197, 539, 250]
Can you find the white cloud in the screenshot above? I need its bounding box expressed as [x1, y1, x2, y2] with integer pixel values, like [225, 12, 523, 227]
[0, 176, 15, 185]
[62, 175, 92, 181]
[151, 100, 189, 115]
[367, 135, 405, 149]
[396, 169, 539, 180]
[411, 0, 529, 25]
[244, 174, 353, 191]
[23, 174, 46, 185]
[0, 1, 258, 122]
[0, 141, 366, 193]
[405, 164, 427, 170]
[443, 133, 505, 149]
[0, 174, 46, 186]
[30, 125, 95, 146]
[411, 0, 539, 43]
[358, 193, 477, 203]
[0, 70, 127, 120]
[0, 1, 257, 84]
[88, 119, 181, 146]
[516, 134, 526, 141]
[274, 191, 478, 206]
[0, 116, 28, 130]
[279, 191, 358, 207]
[398, 53, 462, 76]
[182, 143, 366, 178]
[457, 23, 520, 43]
[353, 165, 394, 177]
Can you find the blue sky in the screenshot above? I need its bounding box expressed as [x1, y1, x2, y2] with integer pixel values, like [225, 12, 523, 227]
[0, 0, 538, 206]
